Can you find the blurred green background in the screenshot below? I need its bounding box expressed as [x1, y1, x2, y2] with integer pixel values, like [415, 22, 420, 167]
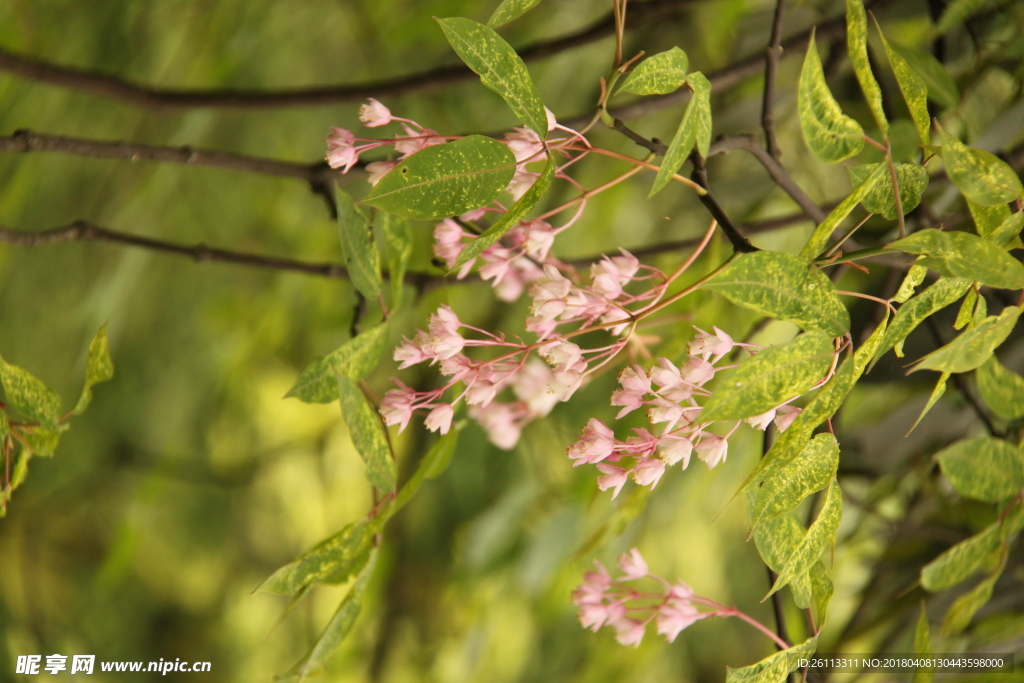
[2, 0, 1023, 680]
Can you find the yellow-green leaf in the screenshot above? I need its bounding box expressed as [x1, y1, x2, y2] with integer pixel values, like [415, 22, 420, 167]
[73, 323, 115, 415]
[921, 521, 1002, 591]
[702, 251, 851, 336]
[436, 17, 548, 136]
[751, 433, 838, 529]
[913, 306, 1020, 374]
[798, 32, 864, 163]
[846, 0, 887, 134]
[886, 229, 1024, 290]
[877, 26, 931, 146]
[767, 479, 842, 598]
[725, 637, 818, 683]
[649, 72, 711, 197]
[454, 154, 554, 269]
[907, 372, 949, 434]
[337, 189, 381, 300]
[977, 355, 1024, 419]
[942, 555, 1005, 637]
[0, 355, 62, 429]
[939, 126, 1024, 205]
[381, 212, 412, 311]
[935, 436, 1024, 502]
[872, 278, 973, 363]
[888, 43, 959, 109]
[847, 163, 928, 220]
[914, 605, 935, 683]
[701, 331, 836, 423]
[286, 323, 390, 403]
[338, 375, 396, 492]
[893, 263, 928, 303]
[801, 163, 887, 259]
[616, 47, 689, 96]
[363, 135, 516, 220]
[487, 0, 542, 27]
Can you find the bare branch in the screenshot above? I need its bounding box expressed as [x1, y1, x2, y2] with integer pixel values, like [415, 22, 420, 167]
[762, 0, 787, 159]
[689, 152, 758, 253]
[0, 0, 693, 109]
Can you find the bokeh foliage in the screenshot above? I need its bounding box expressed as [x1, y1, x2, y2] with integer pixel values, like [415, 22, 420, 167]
[2, 0, 1024, 680]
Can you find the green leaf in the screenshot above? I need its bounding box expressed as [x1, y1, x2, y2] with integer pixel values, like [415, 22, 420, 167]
[887, 229, 1024, 290]
[284, 550, 376, 681]
[363, 135, 516, 221]
[809, 562, 834, 628]
[921, 521, 1002, 591]
[887, 43, 959, 109]
[935, 436, 1024, 502]
[967, 199, 1011, 241]
[337, 375, 396, 492]
[907, 372, 949, 434]
[876, 26, 931, 146]
[767, 479, 842, 598]
[701, 331, 836, 423]
[846, 0, 887, 134]
[701, 251, 851, 336]
[18, 425, 66, 457]
[394, 428, 459, 513]
[798, 32, 864, 163]
[286, 324, 390, 403]
[751, 433, 838, 529]
[752, 508, 804, 574]
[454, 155, 554, 269]
[0, 355, 62, 429]
[954, 288, 978, 331]
[942, 555, 1005, 637]
[487, 0, 542, 27]
[436, 17, 548, 136]
[259, 516, 381, 595]
[894, 264, 928, 304]
[337, 189, 381, 300]
[935, 0, 997, 35]
[800, 163, 888, 259]
[872, 278, 973, 362]
[380, 213, 412, 311]
[616, 47, 689, 96]
[847, 163, 928, 220]
[914, 605, 935, 683]
[989, 212, 1024, 248]
[650, 72, 711, 197]
[913, 306, 1021, 374]
[939, 125, 1024, 205]
[977, 356, 1024, 420]
[73, 324, 115, 415]
[725, 637, 818, 683]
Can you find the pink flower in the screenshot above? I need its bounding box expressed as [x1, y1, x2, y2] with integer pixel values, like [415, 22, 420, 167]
[427, 305, 465, 360]
[540, 339, 584, 371]
[394, 334, 431, 368]
[647, 398, 685, 427]
[631, 457, 666, 488]
[365, 160, 395, 186]
[395, 124, 445, 157]
[681, 357, 716, 385]
[358, 98, 393, 127]
[668, 581, 694, 601]
[469, 402, 522, 450]
[493, 257, 543, 303]
[595, 463, 628, 499]
[439, 354, 474, 383]
[745, 408, 777, 431]
[522, 220, 556, 260]
[568, 418, 616, 466]
[611, 365, 651, 418]
[656, 602, 701, 642]
[503, 126, 545, 163]
[511, 359, 559, 417]
[650, 358, 683, 389]
[774, 405, 801, 432]
[695, 434, 728, 469]
[613, 618, 646, 647]
[325, 127, 360, 172]
[582, 560, 613, 592]
[659, 435, 693, 468]
[618, 548, 649, 580]
[689, 326, 735, 362]
[380, 382, 416, 432]
[424, 403, 454, 434]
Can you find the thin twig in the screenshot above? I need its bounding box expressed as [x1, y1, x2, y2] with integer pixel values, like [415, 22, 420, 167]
[924, 317, 1001, 438]
[708, 135, 827, 223]
[0, 0, 693, 109]
[761, 0, 787, 159]
[689, 152, 758, 253]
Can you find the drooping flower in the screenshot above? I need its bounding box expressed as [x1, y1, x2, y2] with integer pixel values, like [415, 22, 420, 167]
[358, 98, 393, 127]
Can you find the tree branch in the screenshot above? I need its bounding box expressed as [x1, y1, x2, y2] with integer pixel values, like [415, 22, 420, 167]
[0, 0, 693, 109]
[761, 0, 787, 159]
[689, 152, 758, 253]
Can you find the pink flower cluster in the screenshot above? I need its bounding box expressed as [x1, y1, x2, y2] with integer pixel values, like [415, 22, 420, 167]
[572, 548, 709, 646]
[325, 99, 445, 181]
[568, 327, 803, 498]
[381, 304, 569, 448]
